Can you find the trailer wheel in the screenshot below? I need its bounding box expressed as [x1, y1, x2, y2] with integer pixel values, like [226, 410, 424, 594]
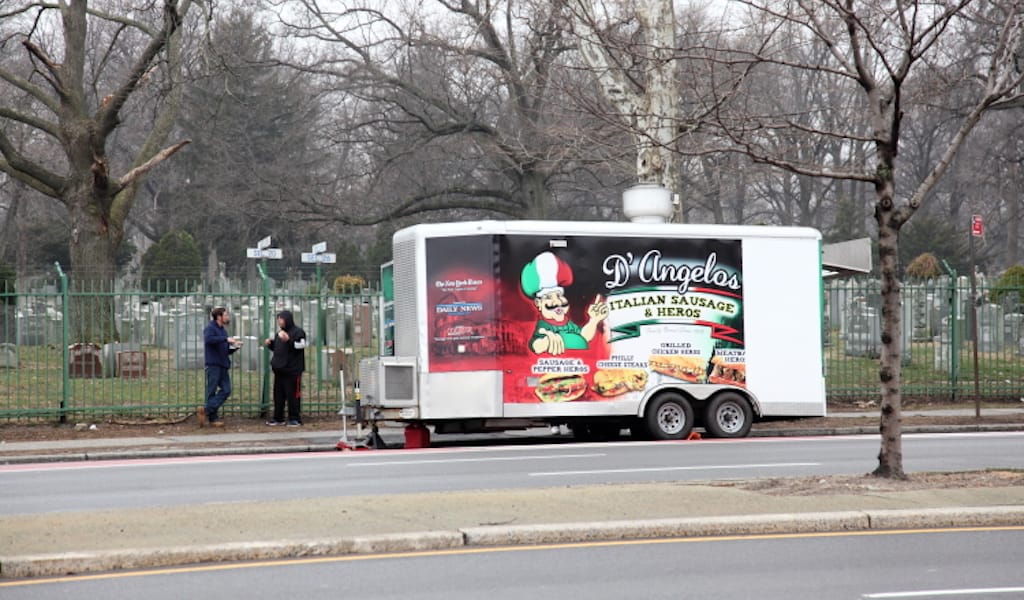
[704, 392, 753, 438]
[644, 393, 694, 440]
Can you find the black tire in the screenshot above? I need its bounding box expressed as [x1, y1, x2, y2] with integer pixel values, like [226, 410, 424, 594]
[643, 392, 695, 440]
[704, 392, 754, 438]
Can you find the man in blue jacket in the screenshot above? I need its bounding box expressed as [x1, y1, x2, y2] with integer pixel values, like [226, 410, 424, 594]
[199, 307, 242, 428]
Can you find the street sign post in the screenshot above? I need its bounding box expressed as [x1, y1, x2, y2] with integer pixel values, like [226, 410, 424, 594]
[247, 236, 281, 414]
[302, 242, 336, 374]
[968, 215, 983, 417]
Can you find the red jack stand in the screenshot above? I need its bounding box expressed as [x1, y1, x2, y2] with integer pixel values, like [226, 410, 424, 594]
[404, 423, 431, 449]
[686, 431, 703, 441]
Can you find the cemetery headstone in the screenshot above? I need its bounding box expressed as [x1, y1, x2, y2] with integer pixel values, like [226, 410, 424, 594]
[17, 312, 47, 346]
[0, 305, 15, 343]
[102, 342, 142, 377]
[0, 342, 16, 369]
[117, 350, 148, 378]
[69, 342, 103, 378]
[237, 335, 262, 371]
[174, 310, 207, 370]
[977, 303, 1004, 353]
[1005, 313, 1024, 356]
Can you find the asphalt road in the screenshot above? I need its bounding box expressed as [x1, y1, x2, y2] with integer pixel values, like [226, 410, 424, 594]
[2, 528, 1022, 599]
[2, 432, 1023, 515]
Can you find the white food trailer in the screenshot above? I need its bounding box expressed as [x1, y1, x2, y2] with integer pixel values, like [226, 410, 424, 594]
[359, 187, 827, 445]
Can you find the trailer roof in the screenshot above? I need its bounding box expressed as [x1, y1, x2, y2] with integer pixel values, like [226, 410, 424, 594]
[397, 220, 822, 241]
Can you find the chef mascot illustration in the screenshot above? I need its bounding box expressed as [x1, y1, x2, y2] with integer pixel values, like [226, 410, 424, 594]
[520, 251, 609, 355]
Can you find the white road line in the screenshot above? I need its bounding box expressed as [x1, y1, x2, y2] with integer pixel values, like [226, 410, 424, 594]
[345, 453, 606, 467]
[530, 461, 820, 476]
[863, 587, 1024, 598]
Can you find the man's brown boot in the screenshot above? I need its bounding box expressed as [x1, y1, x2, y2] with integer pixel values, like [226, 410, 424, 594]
[196, 406, 207, 428]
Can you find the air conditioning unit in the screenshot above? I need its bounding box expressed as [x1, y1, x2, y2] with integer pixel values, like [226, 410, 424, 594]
[359, 357, 417, 408]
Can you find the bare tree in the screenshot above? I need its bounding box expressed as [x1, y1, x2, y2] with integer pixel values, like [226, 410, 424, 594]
[0, 1, 202, 340]
[709, 1, 1024, 478]
[264, 0, 615, 223]
[569, 0, 681, 193]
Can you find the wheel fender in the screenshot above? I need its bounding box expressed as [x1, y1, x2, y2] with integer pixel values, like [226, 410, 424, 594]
[636, 384, 697, 418]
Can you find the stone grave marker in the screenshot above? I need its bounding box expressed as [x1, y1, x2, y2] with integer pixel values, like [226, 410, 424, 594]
[17, 312, 47, 346]
[117, 350, 147, 378]
[0, 342, 16, 369]
[1005, 313, 1024, 356]
[174, 310, 207, 369]
[102, 342, 142, 377]
[977, 303, 1004, 353]
[69, 342, 103, 378]
[237, 335, 262, 371]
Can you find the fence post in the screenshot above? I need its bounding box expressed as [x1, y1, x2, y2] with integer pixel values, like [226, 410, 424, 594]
[258, 263, 272, 416]
[54, 262, 70, 423]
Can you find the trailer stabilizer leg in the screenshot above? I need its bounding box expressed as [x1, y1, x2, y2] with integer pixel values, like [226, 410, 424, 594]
[364, 423, 387, 449]
[337, 422, 387, 450]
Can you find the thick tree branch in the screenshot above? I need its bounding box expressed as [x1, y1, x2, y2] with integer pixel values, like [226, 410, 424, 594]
[95, 0, 182, 138]
[0, 106, 59, 138]
[0, 130, 63, 196]
[114, 140, 191, 195]
[0, 65, 61, 114]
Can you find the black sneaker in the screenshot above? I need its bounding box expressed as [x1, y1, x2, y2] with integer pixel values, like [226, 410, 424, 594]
[287, 420, 302, 427]
[265, 420, 284, 426]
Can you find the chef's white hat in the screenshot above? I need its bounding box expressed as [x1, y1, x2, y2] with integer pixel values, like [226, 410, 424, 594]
[520, 251, 573, 298]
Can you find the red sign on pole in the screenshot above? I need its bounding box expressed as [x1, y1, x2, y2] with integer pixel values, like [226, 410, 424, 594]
[971, 215, 984, 237]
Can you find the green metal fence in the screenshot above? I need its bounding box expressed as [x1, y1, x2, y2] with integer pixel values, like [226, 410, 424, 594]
[0, 267, 381, 423]
[1, 271, 1022, 422]
[825, 275, 1024, 403]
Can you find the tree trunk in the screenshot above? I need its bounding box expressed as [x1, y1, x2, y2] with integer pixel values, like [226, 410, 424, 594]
[873, 165, 906, 479]
[521, 169, 550, 219]
[67, 181, 119, 343]
[1008, 187, 1020, 267]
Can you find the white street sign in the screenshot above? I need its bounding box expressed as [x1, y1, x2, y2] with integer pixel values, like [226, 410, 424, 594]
[302, 252, 336, 264]
[312, 241, 327, 254]
[247, 248, 283, 259]
[257, 236, 272, 250]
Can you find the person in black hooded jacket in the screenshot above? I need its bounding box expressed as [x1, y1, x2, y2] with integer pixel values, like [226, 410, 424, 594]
[264, 310, 307, 426]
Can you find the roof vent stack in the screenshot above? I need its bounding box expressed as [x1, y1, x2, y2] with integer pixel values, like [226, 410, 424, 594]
[622, 184, 673, 223]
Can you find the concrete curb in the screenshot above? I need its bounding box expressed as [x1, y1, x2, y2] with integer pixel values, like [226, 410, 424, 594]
[748, 423, 1024, 437]
[0, 444, 342, 465]
[4, 423, 1023, 465]
[3, 506, 1023, 578]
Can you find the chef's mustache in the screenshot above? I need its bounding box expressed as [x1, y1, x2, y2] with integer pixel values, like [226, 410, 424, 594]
[543, 299, 570, 310]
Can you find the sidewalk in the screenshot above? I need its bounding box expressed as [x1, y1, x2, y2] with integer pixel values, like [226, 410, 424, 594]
[2, 409, 1023, 579]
